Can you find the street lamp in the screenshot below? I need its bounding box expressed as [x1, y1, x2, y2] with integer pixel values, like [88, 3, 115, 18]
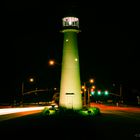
[29, 77, 34, 83]
[22, 77, 34, 95]
[88, 78, 95, 107]
[49, 60, 55, 66]
[48, 59, 61, 86]
[48, 59, 61, 66]
[81, 78, 95, 107]
[112, 83, 123, 100]
[21, 77, 35, 105]
[81, 85, 87, 106]
[90, 79, 94, 83]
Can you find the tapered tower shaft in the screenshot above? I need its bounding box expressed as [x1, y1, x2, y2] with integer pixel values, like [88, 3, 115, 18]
[59, 17, 82, 110]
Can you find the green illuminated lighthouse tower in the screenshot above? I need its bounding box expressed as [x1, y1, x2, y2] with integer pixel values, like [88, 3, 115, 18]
[59, 16, 82, 110]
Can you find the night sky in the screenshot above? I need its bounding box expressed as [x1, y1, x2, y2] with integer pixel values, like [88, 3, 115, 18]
[3, 3, 139, 103]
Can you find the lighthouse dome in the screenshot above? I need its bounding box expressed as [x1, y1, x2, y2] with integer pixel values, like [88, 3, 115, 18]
[62, 16, 79, 29]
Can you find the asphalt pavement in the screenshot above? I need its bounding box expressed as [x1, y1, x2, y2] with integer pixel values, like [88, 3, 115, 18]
[0, 109, 139, 140]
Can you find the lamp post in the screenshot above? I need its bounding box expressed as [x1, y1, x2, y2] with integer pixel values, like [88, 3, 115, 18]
[112, 83, 123, 99]
[21, 82, 24, 106]
[49, 60, 55, 66]
[81, 83, 86, 106]
[48, 60, 61, 66]
[21, 77, 35, 105]
[82, 78, 95, 107]
[48, 59, 61, 88]
[88, 79, 94, 107]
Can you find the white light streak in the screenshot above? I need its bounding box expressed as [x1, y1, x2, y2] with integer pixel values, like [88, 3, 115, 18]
[0, 106, 45, 116]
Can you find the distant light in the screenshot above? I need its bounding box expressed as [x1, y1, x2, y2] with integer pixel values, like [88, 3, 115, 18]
[104, 90, 109, 95]
[91, 91, 95, 95]
[75, 58, 78, 61]
[54, 88, 57, 90]
[91, 88, 95, 95]
[97, 90, 101, 95]
[113, 83, 115, 87]
[92, 86, 96, 89]
[90, 79, 94, 83]
[49, 60, 55, 65]
[29, 78, 34, 82]
[81, 85, 85, 89]
[66, 39, 68, 42]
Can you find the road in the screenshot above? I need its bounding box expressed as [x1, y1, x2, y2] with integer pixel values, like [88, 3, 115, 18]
[0, 104, 139, 140]
[90, 102, 140, 121]
[0, 106, 45, 121]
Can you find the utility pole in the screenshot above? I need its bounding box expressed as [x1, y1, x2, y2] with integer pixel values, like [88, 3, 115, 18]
[83, 82, 86, 106]
[21, 82, 24, 106]
[87, 88, 90, 107]
[22, 82, 24, 95]
[120, 84, 122, 97]
[35, 88, 39, 104]
[120, 84, 123, 103]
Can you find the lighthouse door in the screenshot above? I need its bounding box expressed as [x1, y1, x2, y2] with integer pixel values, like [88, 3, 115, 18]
[67, 96, 73, 109]
[66, 93, 74, 109]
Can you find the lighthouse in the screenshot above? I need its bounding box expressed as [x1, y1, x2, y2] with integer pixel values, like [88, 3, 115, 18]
[59, 16, 82, 110]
